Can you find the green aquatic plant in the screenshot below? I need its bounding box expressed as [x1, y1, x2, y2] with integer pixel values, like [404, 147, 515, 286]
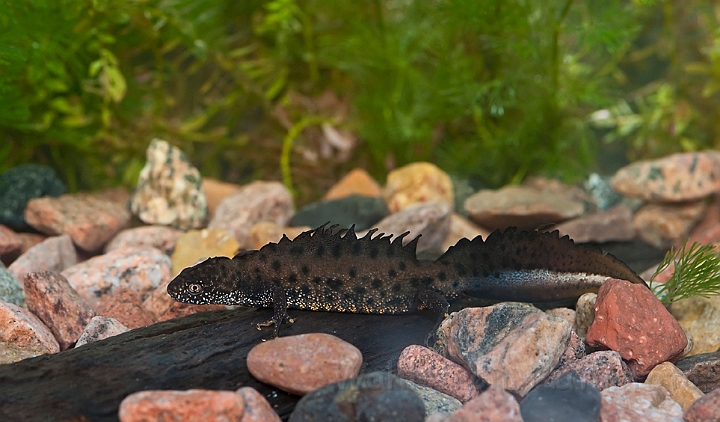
[649, 241, 720, 304]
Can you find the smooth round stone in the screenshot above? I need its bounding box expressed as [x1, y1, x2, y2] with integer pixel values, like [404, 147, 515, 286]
[247, 333, 362, 396]
[0, 164, 66, 230]
[289, 372, 425, 422]
[520, 371, 601, 422]
[289, 195, 389, 231]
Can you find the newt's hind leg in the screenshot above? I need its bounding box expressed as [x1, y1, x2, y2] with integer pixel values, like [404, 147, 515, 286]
[256, 286, 294, 337]
[417, 290, 450, 347]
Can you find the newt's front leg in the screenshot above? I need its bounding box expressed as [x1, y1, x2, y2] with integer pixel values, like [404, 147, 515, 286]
[256, 286, 294, 337]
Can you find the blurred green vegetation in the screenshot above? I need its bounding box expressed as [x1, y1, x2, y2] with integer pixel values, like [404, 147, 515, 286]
[1, 0, 719, 203]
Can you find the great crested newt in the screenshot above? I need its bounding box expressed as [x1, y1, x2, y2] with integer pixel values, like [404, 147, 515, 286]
[167, 223, 647, 336]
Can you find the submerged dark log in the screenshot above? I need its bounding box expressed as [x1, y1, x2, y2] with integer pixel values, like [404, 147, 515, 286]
[0, 307, 435, 422]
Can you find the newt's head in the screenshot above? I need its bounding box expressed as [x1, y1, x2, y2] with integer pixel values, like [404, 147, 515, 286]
[167, 255, 239, 305]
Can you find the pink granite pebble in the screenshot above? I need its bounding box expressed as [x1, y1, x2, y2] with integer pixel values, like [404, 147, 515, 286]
[610, 151, 720, 202]
[235, 387, 282, 422]
[600, 383, 683, 421]
[464, 184, 585, 231]
[8, 234, 78, 286]
[368, 200, 452, 254]
[75, 316, 129, 347]
[585, 278, 688, 377]
[684, 385, 720, 422]
[441, 385, 523, 422]
[0, 299, 59, 354]
[555, 204, 636, 243]
[104, 225, 183, 255]
[438, 304, 572, 397]
[0, 224, 22, 257]
[208, 181, 294, 249]
[23, 271, 95, 350]
[118, 389, 245, 422]
[545, 350, 632, 391]
[61, 246, 171, 309]
[397, 345, 480, 403]
[633, 200, 707, 249]
[25, 193, 131, 251]
[95, 287, 155, 329]
[247, 333, 363, 396]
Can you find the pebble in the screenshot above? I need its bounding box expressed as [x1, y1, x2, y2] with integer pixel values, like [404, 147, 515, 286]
[95, 286, 155, 329]
[247, 221, 310, 250]
[644, 361, 704, 411]
[439, 385, 522, 422]
[682, 194, 720, 250]
[585, 173, 623, 210]
[208, 180, 294, 249]
[520, 371, 601, 422]
[170, 228, 239, 277]
[104, 225, 183, 255]
[585, 278, 687, 377]
[0, 299, 59, 359]
[0, 164, 66, 230]
[24, 193, 131, 251]
[0, 262, 24, 306]
[95, 186, 131, 206]
[324, 168, 382, 200]
[247, 333, 363, 396]
[289, 195, 390, 231]
[464, 184, 585, 230]
[676, 351, 720, 394]
[543, 330, 585, 379]
[235, 387, 282, 422]
[439, 214, 490, 253]
[600, 383, 683, 422]
[437, 303, 572, 397]
[128, 139, 208, 230]
[289, 371, 425, 422]
[0, 224, 22, 258]
[575, 292, 597, 340]
[610, 150, 720, 202]
[404, 379, 462, 415]
[23, 271, 96, 350]
[449, 175, 478, 218]
[397, 344, 480, 403]
[61, 246, 171, 309]
[545, 307, 577, 331]
[75, 316, 129, 347]
[683, 385, 720, 422]
[16, 232, 45, 255]
[383, 162, 454, 213]
[555, 204, 636, 243]
[8, 234, 78, 284]
[545, 350, 632, 391]
[201, 177, 241, 217]
[633, 200, 707, 249]
[669, 296, 720, 356]
[366, 200, 452, 255]
[118, 389, 245, 422]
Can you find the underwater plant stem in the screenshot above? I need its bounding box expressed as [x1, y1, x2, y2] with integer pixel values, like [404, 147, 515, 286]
[280, 115, 328, 195]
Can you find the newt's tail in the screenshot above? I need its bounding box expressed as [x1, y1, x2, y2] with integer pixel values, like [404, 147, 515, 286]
[435, 227, 646, 303]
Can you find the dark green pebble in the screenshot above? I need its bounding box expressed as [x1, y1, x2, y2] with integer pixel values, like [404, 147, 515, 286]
[289, 195, 390, 231]
[0, 164, 66, 230]
[520, 371, 601, 422]
[289, 371, 425, 422]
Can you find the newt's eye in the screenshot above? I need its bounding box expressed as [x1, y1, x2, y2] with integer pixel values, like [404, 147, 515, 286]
[187, 283, 203, 295]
